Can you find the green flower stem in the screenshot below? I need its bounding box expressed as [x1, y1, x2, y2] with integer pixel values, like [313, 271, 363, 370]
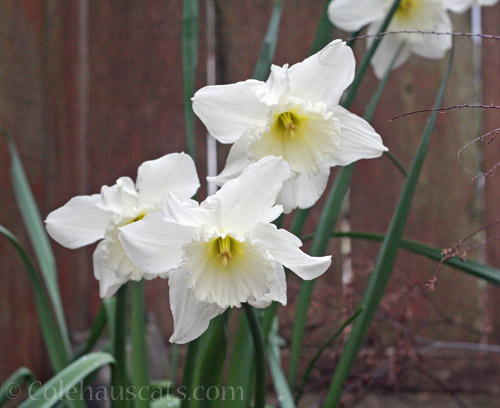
[111, 284, 130, 408]
[131, 281, 150, 407]
[323, 43, 455, 408]
[243, 304, 266, 408]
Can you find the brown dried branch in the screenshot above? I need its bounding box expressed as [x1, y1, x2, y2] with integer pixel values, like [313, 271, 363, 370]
[348, 30, 500, 42]
[392, 104, 500, 121]
[457, 127, 500, 179]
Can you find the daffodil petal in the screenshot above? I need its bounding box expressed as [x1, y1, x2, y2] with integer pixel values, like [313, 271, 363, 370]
[161, 192, 215, 228]
[192, 80, 268, 144]
[327, 106, 387, 166]
[327, 0, 388, 31]
[93, 240, 129, 299]
[119, 212, 193, 275]
[256, 64, 290, 106]
[442, 0, 474, 12]
[248, 264, 287, 308]
[289, 40, 355, 107]
[45, 194, 112, 249]
[169, 268, 225, 344]
[411, 13, 452, 59]
[367, 22, 412, 79]
[252, 222, 331, 280]
[98, 177, 140, 213]
[277, 167, 330, 214]
[214, 156, 291, 232]
[208, 133, 252, 187]
[136, 153, 200, 205]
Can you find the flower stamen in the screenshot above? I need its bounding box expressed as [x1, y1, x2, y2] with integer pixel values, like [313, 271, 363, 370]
[217, 236, 233, 266]
[278, 111, 299, 139]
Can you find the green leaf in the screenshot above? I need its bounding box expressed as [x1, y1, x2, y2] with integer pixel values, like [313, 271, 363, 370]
[342, 0, 403, 110]
[3, 131, 71, 356]
[225, 314, 253, 408]
[310, 0, 335, 54]
[295, 309, 362, 405]
[180, 338, 200, 408]
[287, 4, 404, 385]
[75, 301, 112, 359]
[19, 352, 114, 408]
[0, 367, 38, 407]
[328, 231, 500, 287]
[243, 304, 266, 408]
[151, 395, 181, 408]
[267, 319, 295, 408]
[323, 43, 455, 408]
[0, 225, 71, 372]
[253, 0, 284, 81]
[182, 0, 199, 159]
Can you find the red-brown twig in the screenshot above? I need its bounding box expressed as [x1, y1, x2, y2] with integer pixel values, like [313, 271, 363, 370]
[392, 104, 500, 121]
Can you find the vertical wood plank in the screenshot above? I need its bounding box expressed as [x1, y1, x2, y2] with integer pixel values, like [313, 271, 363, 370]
[0, 0, 48, 380]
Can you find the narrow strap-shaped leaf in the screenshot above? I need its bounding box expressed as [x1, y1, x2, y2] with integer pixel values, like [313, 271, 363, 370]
[180, 338, 200, 408]
[0, 225, 71, 372]
[323, 43, 455, 408]
[196, 315, 227, 407]
[226, 314, 253, 408]
[267, 318, 295, 408]
[19, 352, 114, 408]
[182, 0, 199, 159]
[309, 0, 335, 54]
[131, 281, 150, 407]
[295, 309, 362, 405]
[3, 131, 71, 355]
[253, 0, 284, 81]
[0, 367, 38, 406]
[342, 0, 403, 110]
[243, 304, 266, 408]
[287, 4, 403, 384]
[328, 231, 500, 286]
[75, 300, 112, 359]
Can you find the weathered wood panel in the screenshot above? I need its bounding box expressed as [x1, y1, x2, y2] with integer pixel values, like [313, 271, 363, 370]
[0, 1, 499, 397]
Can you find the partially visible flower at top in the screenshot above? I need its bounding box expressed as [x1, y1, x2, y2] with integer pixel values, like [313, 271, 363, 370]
[327, 0, 497, 79]
[45, 153, 200, 298]
[119, 156, 331, 344]
[192, 40, 387, 214]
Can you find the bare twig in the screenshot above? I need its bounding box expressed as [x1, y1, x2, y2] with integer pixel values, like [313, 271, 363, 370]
[348, 30, 500, 42]
[392, 104, 500, 121]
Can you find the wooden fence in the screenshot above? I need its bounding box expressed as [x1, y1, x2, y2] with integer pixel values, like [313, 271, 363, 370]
[1, 0, 499, 397]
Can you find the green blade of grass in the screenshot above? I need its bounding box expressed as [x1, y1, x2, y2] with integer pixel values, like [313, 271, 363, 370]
[326, 231, 500, 286]
[3, 131, 71, 356]
[267, 318, 295, 408]
[19, 352, 114, 408]
[323, 43, 455, 408]
[131, 281, 150, 407]
[287, 7, 404, 385]
[182, 0, 199, 159]
[295, 309, 362, 405]
[0, 367, 38, 407]
[0, 225, 71, 372]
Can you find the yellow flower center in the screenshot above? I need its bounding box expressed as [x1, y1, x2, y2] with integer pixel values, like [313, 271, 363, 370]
[132, 213, 146, 222]
[397, 0, 415, 14]
[272, 110, 305, 140]
[211, 235, 241, 267]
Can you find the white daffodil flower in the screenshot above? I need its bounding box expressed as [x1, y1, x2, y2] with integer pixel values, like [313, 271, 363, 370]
[192, 40, 387, 214]
[327, 0, 495, 78]
[119, 156, 331, 344]
[45, 153, 200, 298]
